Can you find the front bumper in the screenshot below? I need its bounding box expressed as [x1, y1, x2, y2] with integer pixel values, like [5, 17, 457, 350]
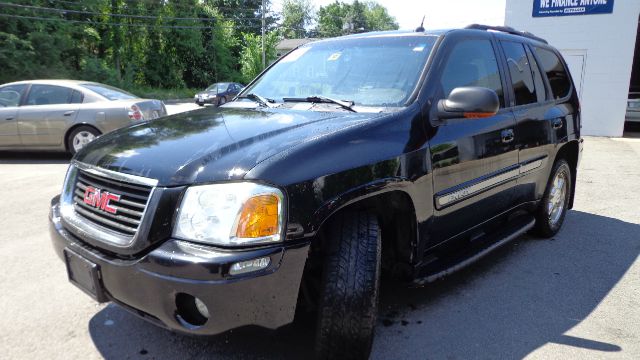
[49, 196, 309, 335]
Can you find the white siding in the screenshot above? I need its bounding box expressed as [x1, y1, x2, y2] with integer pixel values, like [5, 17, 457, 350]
[505, 0, 640, 136]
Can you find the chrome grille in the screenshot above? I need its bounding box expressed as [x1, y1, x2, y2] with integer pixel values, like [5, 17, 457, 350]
[72, 170, 152, 236]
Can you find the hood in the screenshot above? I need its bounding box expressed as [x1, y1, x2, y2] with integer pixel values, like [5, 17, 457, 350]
[74, 106, 381, 186]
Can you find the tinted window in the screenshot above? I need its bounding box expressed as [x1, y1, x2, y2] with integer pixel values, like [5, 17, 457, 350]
[535, 47, 572, 99]
[502, 41, 537, 106]
[26, 85, 73, 106]
[526, 47, 547, 102]
[80, 83, 136, 100]
[0, 84, 27, 107]
[70, 90, 84, 104]
[440, 39, 504, 108]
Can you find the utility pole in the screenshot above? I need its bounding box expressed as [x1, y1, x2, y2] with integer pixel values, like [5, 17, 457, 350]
[261, 0, 266, 68]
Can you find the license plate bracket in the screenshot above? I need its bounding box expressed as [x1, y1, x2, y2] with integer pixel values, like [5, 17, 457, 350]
[63, 248, 108, 303]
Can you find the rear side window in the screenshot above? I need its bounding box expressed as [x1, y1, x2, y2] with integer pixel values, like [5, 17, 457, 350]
[70, 90, 84, 104]
[25, 85, 73, 106]
[501, 41, 538, 106]
[534, 47, 572, 99]
[440, 39, 505, 108]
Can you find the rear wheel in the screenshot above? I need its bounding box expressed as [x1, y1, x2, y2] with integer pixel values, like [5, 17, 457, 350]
[67, 126, 100, 155]
[534, 159, 572, 237]
[315, 212, 381, 360]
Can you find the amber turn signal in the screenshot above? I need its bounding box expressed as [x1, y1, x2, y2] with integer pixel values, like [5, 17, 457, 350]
[235, 195, 280, 238]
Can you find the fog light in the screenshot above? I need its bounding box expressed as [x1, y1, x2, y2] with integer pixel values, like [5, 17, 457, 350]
[229, 257, 271, 275]
[194, 297, 209, 319]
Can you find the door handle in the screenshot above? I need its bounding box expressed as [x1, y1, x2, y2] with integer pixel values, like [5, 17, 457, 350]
[5, 116, 14, 121]
[63, 111, 75, 116]
[501, 129, 515, 144]
[552, 119, 563, 130]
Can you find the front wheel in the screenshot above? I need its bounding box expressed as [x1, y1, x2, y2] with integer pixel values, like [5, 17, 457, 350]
[534, 159, 572, 237]
[67, 126, 101, 155]
[315, 212, 381, 360]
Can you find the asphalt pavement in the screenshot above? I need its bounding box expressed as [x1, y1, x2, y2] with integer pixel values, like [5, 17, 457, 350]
[0, 113, 638, 359]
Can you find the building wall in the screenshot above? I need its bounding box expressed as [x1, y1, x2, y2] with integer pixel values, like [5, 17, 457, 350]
[505, 0, 640, 136]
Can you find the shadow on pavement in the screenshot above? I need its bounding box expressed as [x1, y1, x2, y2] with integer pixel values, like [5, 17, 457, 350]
[88, 210, 638, 359]
[0, 151, 71, 164]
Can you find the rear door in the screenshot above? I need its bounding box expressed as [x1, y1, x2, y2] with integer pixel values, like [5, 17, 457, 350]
[428, 35, 519, 246]
[17, 84, 81, 146]
[500, 41, 574, 204]
[0, 84, 27, 146]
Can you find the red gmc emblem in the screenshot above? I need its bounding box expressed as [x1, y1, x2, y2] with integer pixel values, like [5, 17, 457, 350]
[83, 186, 121, 214]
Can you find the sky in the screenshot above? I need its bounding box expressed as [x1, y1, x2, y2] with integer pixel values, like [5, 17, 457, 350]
[271, 0, 507, 30]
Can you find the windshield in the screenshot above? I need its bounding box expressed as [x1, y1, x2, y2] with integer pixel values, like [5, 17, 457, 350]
[81, 83, 136, 100]
[245, 35, 437, 107]
[206, 83, 229, 93]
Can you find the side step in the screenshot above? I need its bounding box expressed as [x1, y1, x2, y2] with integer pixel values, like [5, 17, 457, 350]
[413, 215, 535, 285]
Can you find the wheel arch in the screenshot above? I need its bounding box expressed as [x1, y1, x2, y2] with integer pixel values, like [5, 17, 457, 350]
[554, 140, 580, 209]
[312, 189, 418, 278]
[63, 123, 102, 152]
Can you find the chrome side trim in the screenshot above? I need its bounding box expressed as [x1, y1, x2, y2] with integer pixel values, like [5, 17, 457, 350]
[437, 167, 520, 207]
[435, 156, 547, 209]
[72, 160, 159, 187]
[519, 159, 543, 174]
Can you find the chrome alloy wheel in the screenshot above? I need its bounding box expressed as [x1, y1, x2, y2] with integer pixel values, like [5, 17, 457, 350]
[72, 131, 97, 152]
[547, 170, 568, 226]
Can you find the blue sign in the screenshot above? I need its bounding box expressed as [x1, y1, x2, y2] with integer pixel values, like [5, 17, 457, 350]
[532, 0, 614, 17]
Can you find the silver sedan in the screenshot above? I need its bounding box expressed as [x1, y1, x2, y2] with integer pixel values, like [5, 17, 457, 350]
[0, 80, 167, 154]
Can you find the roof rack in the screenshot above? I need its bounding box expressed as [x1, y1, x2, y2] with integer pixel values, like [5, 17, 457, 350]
[465, 24, 548, 44]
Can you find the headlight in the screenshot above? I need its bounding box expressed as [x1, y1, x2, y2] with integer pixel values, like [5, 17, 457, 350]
[173, 182, 284, 246]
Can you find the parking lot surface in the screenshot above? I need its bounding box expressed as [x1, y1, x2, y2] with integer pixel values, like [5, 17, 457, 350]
[0, 133, 638, 359]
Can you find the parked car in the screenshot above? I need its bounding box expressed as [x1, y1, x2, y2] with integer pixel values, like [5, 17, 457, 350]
[194, 82, 244, 106]
[626, 92, 640, 124]
[0, 80, 167, 154]
[50, 25, 582, 359]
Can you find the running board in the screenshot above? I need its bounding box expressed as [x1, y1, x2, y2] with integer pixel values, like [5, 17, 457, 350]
[413, 215, 535, 285]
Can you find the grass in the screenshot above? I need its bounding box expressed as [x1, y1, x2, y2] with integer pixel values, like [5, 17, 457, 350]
[127, 87, 199, 100]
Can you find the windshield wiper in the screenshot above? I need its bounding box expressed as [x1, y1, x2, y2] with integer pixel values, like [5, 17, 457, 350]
[238, 93, 275, 108]
[282, 95, 357, 113]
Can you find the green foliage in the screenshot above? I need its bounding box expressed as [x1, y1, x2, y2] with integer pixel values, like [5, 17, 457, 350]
[0, 0, 399, 96]
[316, 1, 399, 37]
[128, 87, 198, 100]
[281, 0, 314, 39]
[239, 31, 279, 84]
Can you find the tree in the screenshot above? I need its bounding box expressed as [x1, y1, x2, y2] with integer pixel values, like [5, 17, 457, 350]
[316, 1, 398, 37]
[239, 31, 279, 84]
[281, 0, 314, 39]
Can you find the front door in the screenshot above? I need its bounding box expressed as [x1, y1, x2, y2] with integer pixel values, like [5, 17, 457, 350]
[428, 36, 518, 246]
[0, 84, 27, 147]
[18, 84, 79, 146]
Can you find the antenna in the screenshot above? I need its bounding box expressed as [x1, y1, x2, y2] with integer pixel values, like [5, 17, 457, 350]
[415, 16, 425, 32]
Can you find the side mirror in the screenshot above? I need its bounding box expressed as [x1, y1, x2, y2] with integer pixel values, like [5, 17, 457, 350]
[437, 86, 499, 120]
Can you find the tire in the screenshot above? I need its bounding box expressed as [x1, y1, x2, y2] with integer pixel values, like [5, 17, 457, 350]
[67, 125, 101, 155]
[218, 97, 226, 106]
[315, 212, 381, 360]
[534, 158, 572, 238]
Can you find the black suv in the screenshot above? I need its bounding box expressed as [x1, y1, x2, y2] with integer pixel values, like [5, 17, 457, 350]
[49, 25, 582, 359]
